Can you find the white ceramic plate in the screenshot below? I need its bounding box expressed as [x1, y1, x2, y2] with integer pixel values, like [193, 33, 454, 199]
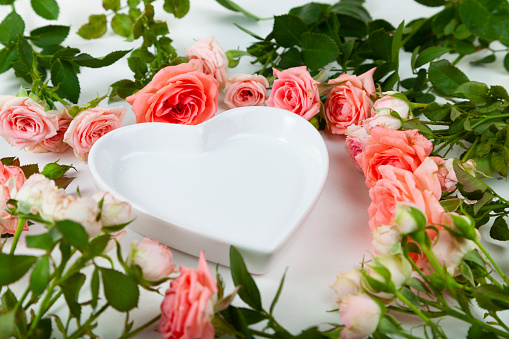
[88, 106, 329, 273]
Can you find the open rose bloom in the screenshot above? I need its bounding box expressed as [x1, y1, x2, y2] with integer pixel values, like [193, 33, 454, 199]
[324, 68, 376, 134]
[159, 251, 217, 339]
[27, 110, 72, 153]
[266, 66, 320, 120]
[185, 36, 228, 88]
[0, 97, 59, 149]
[126, 63, 219, 125]
[224, 74, 269, 109]
[63, 106, 126, 161]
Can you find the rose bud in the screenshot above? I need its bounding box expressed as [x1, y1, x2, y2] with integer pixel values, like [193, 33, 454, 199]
[127, 238, 177, 282]
[339, 293, 382, 339]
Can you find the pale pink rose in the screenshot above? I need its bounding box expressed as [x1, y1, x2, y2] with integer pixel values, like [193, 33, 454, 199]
[159, 251, 217, 339]
[185, 36, 228, 88]
[0, 97, 59, 149]
[331, 269, 363, 301]
[372, 224, 401, 254]
[431, 157, 458, 193]
[0, 163, 26, 234]
[368, 158, 445, 232]
[362, 254, 412, 300]
[42, 192, 102, 237]
[363, 114, 402, 131]
[432, 227, 479, 276]
[103, 230, 126, 253]
[345, 126, 370, 172]
[373, 92, 410, 119]
[356, 127, 433, 188]
[393, 202, 427, 234]
[126, 63, 219, 125]
[266, 66, 320, 120]
[63, 106, 126, 161]
[127, 238, 177, 282]
[224, 74, 269, 109]
[324, 68, 376, 135]
[15, 174, 62, 215]
[27, 110, 72, 153]
[339, 294, 381, 339]
[92, 191, 131, 226]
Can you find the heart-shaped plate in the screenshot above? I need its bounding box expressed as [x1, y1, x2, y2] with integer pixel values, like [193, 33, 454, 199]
[88, 106, 328, 273]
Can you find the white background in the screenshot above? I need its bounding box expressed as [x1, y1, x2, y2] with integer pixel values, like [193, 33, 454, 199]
[1, 0, 509, 337]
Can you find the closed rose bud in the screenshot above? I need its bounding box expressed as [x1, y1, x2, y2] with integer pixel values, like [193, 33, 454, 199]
[363, 114, 402, 131]
[92, 191, 131, 226]
[339, 293, 382, 339]
[394, 203, 427, 235]
[373, 92, 410, 119]
[372, 224, 401, 255]
[432, 228, 479, 276]
[331, 269, 363, 300]
[127, 238, 176, 282]
[363, 254, 412, 299]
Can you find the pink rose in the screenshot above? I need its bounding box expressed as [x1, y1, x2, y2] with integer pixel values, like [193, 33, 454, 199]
[331, 269, 363, 301]
[356, 127, 433, 188]
[362, 114, 402, 131]
[324, 68, 376, 134]
[372, 224, 401, 255]
[0, 97, 59, 149]
[0, 163, 26, 234]
[431, 157, 460, 193]
[92, 191, 131, 226]
[368, 157, 445, 232]
[344, 126, 371, 172]
[127, 238, 176, 282]
[27, 110, 72, 153]
[159, 251, 217, 339]
[63, 106, 126, 161]
[185, 36, 228, 88]
[339, 294, 381, 339]
[126, 63, 219, 125]
[266, 66, 320, 120]
[432, 227, 479, 277]
[224, 74, 269, 109]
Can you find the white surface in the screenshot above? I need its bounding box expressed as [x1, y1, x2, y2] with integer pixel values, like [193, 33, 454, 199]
[1, 0, 509, 338]
[88, 107, 328, 273]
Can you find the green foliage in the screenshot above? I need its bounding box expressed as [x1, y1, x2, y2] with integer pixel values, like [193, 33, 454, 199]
[100, 268, 139, 312]
[163, 0, 190, 19]
[0, 254, 37, 286]
[230, 246, 262, 311]
[31, 0, 59, 20]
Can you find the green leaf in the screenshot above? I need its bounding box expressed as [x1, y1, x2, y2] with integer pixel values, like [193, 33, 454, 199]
[101, 268, 139, 312]
[31, 0, 59, 20]
[77, 14, 107, 40]
[440, 198, 462, 212]
[229, 246, 262, 311]
[164, 0, 190, 19]
[60, 273, 86, 319]
[31, 318, 51, 339]
[455, 40, 477, 55]
[490, 216, 509, 241]
[226, 49, 250, 68]
[0, 47, 17, 73]
[474, 284, 509, 311]
[504, 53, 509, 72]
[0, 311, 16, 339]
[50, 60, 80, 103]
[459, 0, 509, 43]
[0, 11, 24, 45]
[0, 0, 14, 4]
[110, 79, 139, 99]
[269, 270, 286, 315]
[331, 1, 371, 23]
[391, 21, 404, 66]
[461, 261, 475, 286]
[82, 234, 110, 258]
[103, 0, 120, 11]
[215, 0, 263, 21]
[91, 268, 100, 309]
[454, 81, 489, 105]
[30, 256, 50, 297]
[301, 32, 339, 70]
[17, 36, 33, 71]
[428, 59, 469, 96]
[73, 49, 130, 68]
[289, 2, 324, 25]
[272, 14, 307, 48]
[415, 0, 446, 6]
[238, 307, 266, 325]
[111, 14, 133, 38]
[467, 323, 498, 339]
[219, 306, 254, 339]
[0, 253, 37, 286]
[56, 220, 89, 251]
[415, 46, 450, 68]
[422, 102, 451, 121]
[368, 29, 392, 61]
[30, 25, 69, 48]
[26, 233, 55, 251]
[471, 54, 496, 65]
[453, 160, 489, 200]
